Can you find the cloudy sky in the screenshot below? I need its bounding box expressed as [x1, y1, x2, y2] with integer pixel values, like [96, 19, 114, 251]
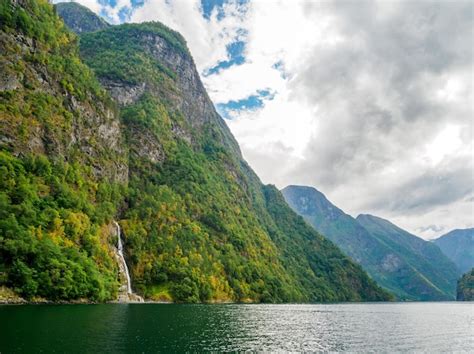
[58, 0, 473, 239]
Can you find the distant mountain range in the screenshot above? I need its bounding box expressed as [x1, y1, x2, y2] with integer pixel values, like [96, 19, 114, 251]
[282, 185, 461, 301]
[433, 229, 474, 274]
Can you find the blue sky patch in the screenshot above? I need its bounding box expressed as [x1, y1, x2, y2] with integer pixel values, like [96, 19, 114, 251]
[205, 40, 246, 76]
[216, 89, 275, 119]
[272, 61, 289, 79]
[117, 6, 133, 22]
[99, 0, 117, 7]
[201, 0, 226, 20]
[201, 0, 249, 20]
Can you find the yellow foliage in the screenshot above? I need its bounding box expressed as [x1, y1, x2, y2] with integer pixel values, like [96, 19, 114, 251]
[64, 212, 90, 243]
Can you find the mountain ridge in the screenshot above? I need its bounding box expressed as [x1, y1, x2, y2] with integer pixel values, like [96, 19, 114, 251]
[55, 2, 110, 34]
[433, 228, 474, 273]
[282, 185, 460, 300]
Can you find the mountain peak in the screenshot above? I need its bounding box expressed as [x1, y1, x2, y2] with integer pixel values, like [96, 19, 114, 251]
[282, 184, 322, 194]
[435, 228, 474, 239]
[55, 2, 110, 34]
[357, 213, 390, 224]
[282, 185, 343, 217]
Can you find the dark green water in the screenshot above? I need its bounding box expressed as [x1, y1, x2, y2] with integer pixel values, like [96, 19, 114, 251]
[0, 302, 472, 352]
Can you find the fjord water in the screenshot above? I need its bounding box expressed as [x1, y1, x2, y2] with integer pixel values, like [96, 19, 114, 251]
[1, 303, 472, 352]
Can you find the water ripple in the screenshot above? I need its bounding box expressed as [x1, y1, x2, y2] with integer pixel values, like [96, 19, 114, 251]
[0, 302, 473, 352]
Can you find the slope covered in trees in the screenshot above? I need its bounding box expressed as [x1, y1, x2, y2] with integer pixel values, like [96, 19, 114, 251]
[0, 0, 392, 303]
[0, 0, 126, 301]
[282, 185, 459, 300]
[456, 268, 473, 301]
[358, 214, 459, 300]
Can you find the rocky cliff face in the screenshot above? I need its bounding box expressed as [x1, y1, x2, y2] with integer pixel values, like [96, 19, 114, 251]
[80, 23, 241, 158]
[0, 1, 127, 182]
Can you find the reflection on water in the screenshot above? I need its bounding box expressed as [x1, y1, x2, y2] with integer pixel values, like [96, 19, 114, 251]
[0, 303, 472, 352]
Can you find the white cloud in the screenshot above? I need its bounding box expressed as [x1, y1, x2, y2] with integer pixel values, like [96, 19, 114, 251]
[130, 0, 248, 73]
[204, 61, 285, 103]
[424, 125, 463, 166]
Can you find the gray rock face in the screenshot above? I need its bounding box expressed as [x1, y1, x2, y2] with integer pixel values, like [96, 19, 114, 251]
[143, 34, 217, 127]
[0, 29, 128, 183]
[381, 253, 402, 272]
[0, 63, 21, 91]
[100, 80, 147, 106]
[87, 28, 241, 158]
[129, 125, 165, 164]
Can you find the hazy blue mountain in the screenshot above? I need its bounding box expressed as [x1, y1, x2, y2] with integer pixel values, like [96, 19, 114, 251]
[357, 214, 460, 299]
[282, 185, 460, 300]
[433, 229, 474, 273]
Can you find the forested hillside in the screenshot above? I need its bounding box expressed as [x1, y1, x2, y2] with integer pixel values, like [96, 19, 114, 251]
[0, 0, 392, 303]
[283, 185, 459, 300]
[456, 268, 473, 301]
[0, 0, 126, 301]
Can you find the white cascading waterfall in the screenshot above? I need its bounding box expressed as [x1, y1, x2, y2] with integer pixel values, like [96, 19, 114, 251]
[114, 221, 132, 294]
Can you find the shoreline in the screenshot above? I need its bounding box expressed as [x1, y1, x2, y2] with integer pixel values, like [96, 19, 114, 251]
[1, 299, 467, 305]
[2, 285, 464, 305]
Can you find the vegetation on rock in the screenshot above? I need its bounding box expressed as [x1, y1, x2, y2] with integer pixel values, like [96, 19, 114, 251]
[0, 0, 124, 301]
[456, 269, 473, 301]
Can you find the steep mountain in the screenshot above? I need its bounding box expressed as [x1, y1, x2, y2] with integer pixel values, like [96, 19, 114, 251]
[282, 185, 460, 300]
[55, 2, 110, 34]
[357, 214, 460, 299]
[433, 228, 474, 273]
[0, 0, 391, 303]
[0, 0, 127, 301]
[456, 268, 473, 301]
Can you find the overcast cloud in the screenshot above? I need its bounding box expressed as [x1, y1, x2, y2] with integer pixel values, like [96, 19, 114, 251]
[60, 0, 473, 239]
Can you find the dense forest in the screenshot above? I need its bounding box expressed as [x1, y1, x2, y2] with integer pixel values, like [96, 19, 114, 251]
[0, 0, 392, 303]
[456, 269, 473, 301]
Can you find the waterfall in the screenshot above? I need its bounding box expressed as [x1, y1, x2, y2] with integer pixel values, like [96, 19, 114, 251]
[114, 221, 132, 294]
